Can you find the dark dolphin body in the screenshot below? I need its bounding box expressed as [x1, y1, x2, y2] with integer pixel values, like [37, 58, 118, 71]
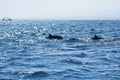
[46, 34, 63, 40]
[69, 38, 79, 40]
[46, 34, 104, 40]
[91, 35, 104, 40]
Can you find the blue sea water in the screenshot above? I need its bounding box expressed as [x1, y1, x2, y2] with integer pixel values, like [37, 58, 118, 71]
[0, 20, 120, 80]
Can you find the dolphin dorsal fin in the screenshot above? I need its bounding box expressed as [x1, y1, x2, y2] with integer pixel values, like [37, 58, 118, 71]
[49, 34, 52, 37]
[95, 35, 97, 38]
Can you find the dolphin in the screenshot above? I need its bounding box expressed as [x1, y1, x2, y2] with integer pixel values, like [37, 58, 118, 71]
[91, 35, 103, 40]
[69, 38, 79, 40]
[46, 34, 63, 40]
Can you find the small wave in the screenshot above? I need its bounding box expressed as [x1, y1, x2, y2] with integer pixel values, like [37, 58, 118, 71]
[51, 70, 67, 76]
[60, 58, 86, 65]
[70, 52, 88, 58]
[111, 75, 120, 79]
[32, 64, 47, 68]
[80, 67, 92, 72]
[95, 57, 114, 65]
[12, 71, 50, 79]
[28, 71, 49, 78]
[98, 57, 111, 61]
[0, 57, 8, 61]
[63, 75, 82, 80]
[45, 52, 88, 60]
[0, 78, 13, 80]
[58, 48, 76, 51]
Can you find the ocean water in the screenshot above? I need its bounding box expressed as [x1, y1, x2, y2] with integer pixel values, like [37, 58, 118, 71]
[0, 20, 120, 80]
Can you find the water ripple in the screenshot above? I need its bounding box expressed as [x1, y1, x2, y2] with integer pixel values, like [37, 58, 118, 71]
[0, 20, 120, 80]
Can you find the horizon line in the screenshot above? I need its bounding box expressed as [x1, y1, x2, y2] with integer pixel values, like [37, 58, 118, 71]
[0, 17, 120, 21]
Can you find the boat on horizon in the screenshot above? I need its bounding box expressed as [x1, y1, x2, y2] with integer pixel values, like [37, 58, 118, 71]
[2, 17, 12, 21]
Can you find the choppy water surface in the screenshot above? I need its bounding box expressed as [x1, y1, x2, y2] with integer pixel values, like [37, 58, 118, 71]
[0, 20, 120, 80]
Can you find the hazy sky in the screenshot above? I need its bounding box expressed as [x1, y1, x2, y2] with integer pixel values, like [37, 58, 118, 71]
[0, 0, 120, 19]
